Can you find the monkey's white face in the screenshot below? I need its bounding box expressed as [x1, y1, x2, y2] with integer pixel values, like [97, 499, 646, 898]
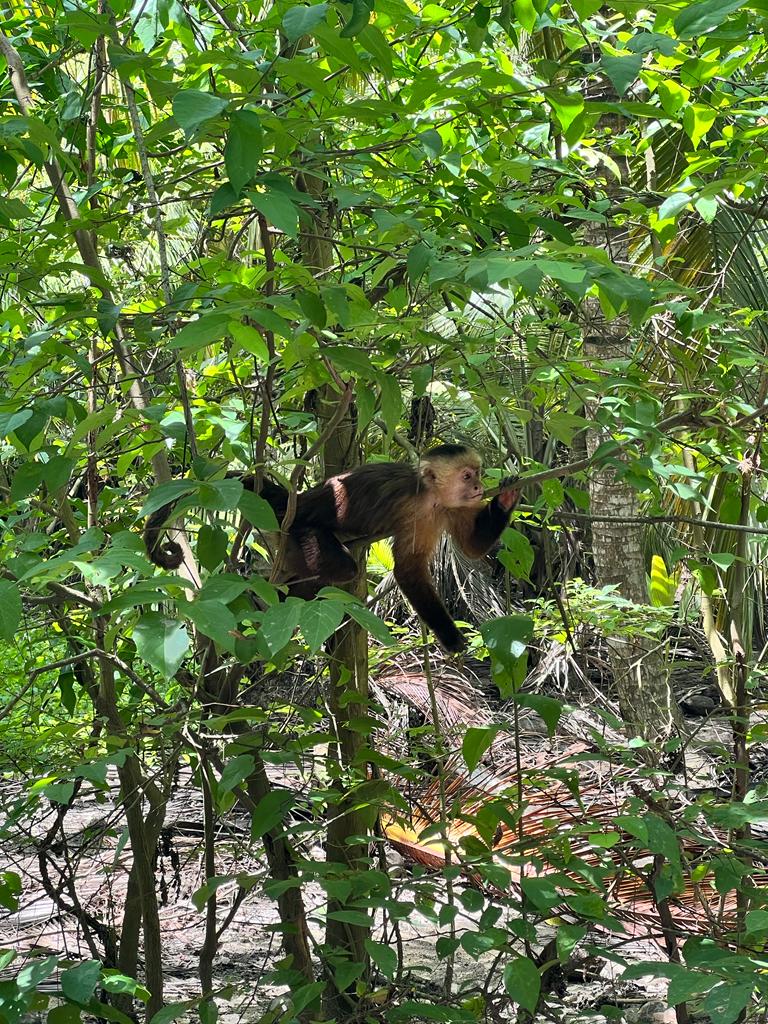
[443, 464, 484, 507]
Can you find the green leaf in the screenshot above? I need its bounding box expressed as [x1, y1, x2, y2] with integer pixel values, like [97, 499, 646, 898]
[345, 601, 395, 644]
[339, 0, 373, 36]
[192, 875, 235, 912]
[172, 90, 228, 135]
[497, 528, 534, 580]
[251, 789, 294, 838]
[41, 456, 75, 493]
[184, 600, 237, 651]
[514, 694, 562, 736]
[649, 554, 676, 607]
[219, 754, 255, 795]
[0, 580, 22, 641]
[297, 289, 327, 328]
[540, 478, 564, 509]
[674, 0, 746, 38]
[238, 490, 279, 530]
[462, 725, 499, 773]
[169, 312, 231, 352]
[600, 52, 642, 96]
[326, 909, 371, 927]
[378, 373, 402, 435]
[0, 871, 21, 911]
[197, 525, 229, 571]
[299, 600, 345, 652]
[365, 938, 397, 979]
[17, 956, 58, 991]
[10, 462, 43, 502]
[502, 958, 540, 1013]
[702, 982, 752, 1024]
[547, 90, 584, 132]
[260, 599, 303, 655]
[658, 192, 691, 221]
[134, 613, 190, 679]
[140, 480, 200, 518]
[745, 909, 768, 934]
[481, 615, 532, 696]
[229, 322, 271, 362]
[249, 189, 299, 238]
[682, 104, 717, 148]
[149, 1000, 198, 1024]
[225, 110, 263, 195]
[0, 409, 32, 437]
[282, 3, 329, 41]
[333, 959, 365, 990]
[61, 961, 101, 1004]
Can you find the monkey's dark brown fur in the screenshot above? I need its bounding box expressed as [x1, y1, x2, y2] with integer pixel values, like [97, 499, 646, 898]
[145, 444, 519, 652]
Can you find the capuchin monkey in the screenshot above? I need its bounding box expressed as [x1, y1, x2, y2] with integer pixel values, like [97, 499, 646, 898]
[145, 444, 520, 652]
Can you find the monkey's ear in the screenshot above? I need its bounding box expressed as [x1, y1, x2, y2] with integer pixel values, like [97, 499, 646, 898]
[420, 464, 436, 483]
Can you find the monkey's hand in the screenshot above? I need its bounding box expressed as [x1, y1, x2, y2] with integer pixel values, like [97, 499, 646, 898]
[496, 477, 520, 512]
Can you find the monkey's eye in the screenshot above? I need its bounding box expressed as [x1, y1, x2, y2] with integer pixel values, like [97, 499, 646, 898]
[463, 471, 473, 481]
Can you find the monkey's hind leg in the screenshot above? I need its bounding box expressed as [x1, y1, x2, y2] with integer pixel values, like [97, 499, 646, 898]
[284, 529, 358, 599]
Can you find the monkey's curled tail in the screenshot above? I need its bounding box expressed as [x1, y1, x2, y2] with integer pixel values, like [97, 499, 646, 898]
[145, 504, 185, 569]
[144, 474, 290, 570]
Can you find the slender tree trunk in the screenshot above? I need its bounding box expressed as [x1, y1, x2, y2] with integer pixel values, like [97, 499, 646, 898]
[296, 160, 372, 1008]
[580, 111, 679, 741]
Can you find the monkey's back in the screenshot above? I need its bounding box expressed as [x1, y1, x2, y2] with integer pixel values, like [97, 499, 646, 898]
[293, 463, 422, 540]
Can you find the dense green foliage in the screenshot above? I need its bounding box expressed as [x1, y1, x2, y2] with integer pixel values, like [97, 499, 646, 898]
[4, 0, 768, 1021]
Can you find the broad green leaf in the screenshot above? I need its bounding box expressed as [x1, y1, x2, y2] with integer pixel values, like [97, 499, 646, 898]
[0, 409, 32, 437]
[225, 109, 263, 195]
[139, 481, 200, 518]
[502, 957, 541, 1013]
[229, 322, 270, 362]
[173, 90, 228, 135]
[600, 52, 642, 96]
[682, 104, 717, 148]
[547, 90, 584, 131]
[0, 871, 21, 911]
[149, 1000, 198, 1024]
[333, 959, 365, 991]
[481, 615, 532, 695]
[219, 754, 255, 795]
[674, 0, 746, 38]
[498, 528, 534, 580]
[658, 80, 689, 117]
[282, 2, 329, 41]
[0, 580, 22, 641]
[10, 462, 43, 502]
[197, 525, 229, 570]
[514, 694, 562, 736]
[462, 725, 499, 773]
[134, 613, 190, 679]
[649, 554, 676, 607]
[238, 491, 279, 531]
[365, 939, 397, 978]
[251, 789, 294, 838]
[192, 875, 235, 912]
[169, 312, 231, 351]
[345, 602, 395, 644]
[299, 600, 345, 652]
[339, 0, 373, 36]
[184, 600, 237, 651]
[260, 599, 303, 654]
[249, 190, 299, 238]
[17, 956, 57, 992]
[702, 982, 752, 1024]
[658, 192, 691, 221]
[61, 961, 101, 1003]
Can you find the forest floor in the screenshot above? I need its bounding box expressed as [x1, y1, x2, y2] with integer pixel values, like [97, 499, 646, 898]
[0, 670, 738, 1023]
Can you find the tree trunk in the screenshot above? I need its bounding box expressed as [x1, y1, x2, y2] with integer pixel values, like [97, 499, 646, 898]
[580, 111, 680, 741]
